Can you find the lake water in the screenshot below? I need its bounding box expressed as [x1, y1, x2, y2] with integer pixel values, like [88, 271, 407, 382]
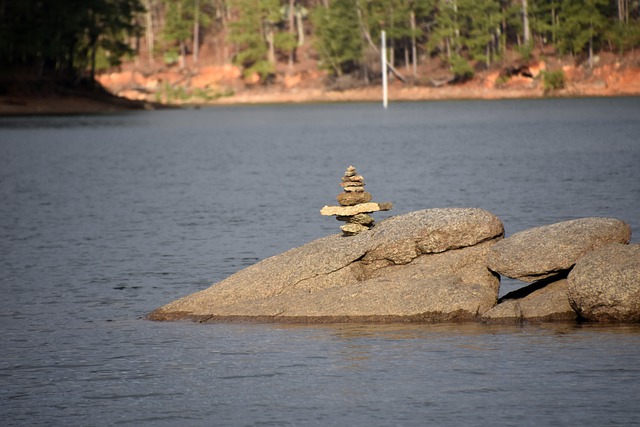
[1, 98, 640, 426]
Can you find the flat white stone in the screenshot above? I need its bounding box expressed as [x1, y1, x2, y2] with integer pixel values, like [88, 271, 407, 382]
[321, 202, 392, 216]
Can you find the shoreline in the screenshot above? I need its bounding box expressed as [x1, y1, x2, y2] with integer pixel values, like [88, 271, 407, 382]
[208, 84, 640, 106]
[1, 82, 639, 116]
[0, 92, 159, 117]
[4, 50, 640, 115]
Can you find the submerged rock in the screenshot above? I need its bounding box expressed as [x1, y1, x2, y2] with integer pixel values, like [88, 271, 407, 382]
[567, 243, 640, 322]
[148, 208, 504, 323]
[486, 217, 631, 282]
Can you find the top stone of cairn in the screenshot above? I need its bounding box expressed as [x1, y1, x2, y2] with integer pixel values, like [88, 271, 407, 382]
[338, 166, 371, 205]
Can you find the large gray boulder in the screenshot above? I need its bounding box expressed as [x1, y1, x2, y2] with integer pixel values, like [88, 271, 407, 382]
[148, 208, 504, 323]
[364, 208, 505, 263]
[567, 243, 640, 322]
[486, 218, 631, 282]
[481, 278, 577, 323]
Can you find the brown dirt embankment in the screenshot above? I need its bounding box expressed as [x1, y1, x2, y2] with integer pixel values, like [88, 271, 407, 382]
[96, 54, 640, 107]
[2, 53, 640, 115]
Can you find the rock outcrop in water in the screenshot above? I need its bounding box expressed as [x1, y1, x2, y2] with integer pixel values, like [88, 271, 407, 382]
[320, 166, 392, 236]
[148, 211, 638, 324]
[482, 218, 634, 323]
[567, 243, 640, 322]
[486, 218, 632, 282]
[148, 208, 504, 323]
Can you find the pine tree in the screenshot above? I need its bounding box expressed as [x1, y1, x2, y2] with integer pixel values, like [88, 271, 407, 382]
[311, 0, 363, 76]
[228, 0, 295, 80]
[408, 0, 437, 77]
[556, 0, 608, 67]
[161, 0, 190, 68]
[527, 0, 559, 48]
[0, 0, 143, 80]
[428, 0, 461, 60]
[460, 0, 502, 67]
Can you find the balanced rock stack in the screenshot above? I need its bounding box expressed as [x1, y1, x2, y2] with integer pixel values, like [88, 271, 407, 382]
[320, 166, 392, 235]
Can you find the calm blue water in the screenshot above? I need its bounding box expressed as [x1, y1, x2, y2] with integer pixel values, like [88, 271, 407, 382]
[1, 98, 640, 426]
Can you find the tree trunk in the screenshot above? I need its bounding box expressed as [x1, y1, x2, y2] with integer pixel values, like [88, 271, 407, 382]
[288, 0, 295, 69]
[180, 40, 186, 69]
[617, 0, 629, 22]
[453, 0, 460, 54]
[410, 9, 417, 78]
[445, 37, 451, 60]
[522, 0, 530, 45]
[145, 0, 154, 65]
[404, 46, 409, 71]
[501, 6, 507, 55]
[266, 26, 276, 65]
[387, 5, 394, 67]
[296, 8, 304, 46]
[215, 0, 230, 64]
[131, 33, 140, 67]
[588, 22, 594, 69]
[618, 0, 623, 21]
[193, 0, 200, 65]
[485, 43, 490, 68]
[90, 43, 97, 80]
[551, 3, 556, 45]
[177, 2, 186, 69]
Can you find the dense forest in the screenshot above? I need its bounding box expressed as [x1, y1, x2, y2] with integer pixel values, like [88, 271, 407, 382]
[2, 0, 640, 86]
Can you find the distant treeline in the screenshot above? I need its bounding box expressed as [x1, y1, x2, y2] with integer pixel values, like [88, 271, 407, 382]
[0, 1, 144, 80]
[2, 0, 640, 82]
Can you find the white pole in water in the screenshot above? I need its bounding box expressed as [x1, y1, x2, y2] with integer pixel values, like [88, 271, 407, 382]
[381, 30, 388, 109]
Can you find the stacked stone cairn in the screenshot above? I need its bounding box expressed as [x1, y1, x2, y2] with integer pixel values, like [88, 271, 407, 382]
[320, 166, 392, 236]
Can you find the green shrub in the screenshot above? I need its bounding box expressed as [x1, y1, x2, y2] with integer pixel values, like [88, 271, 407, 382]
[244, 60, 274, 81]
[449, 55, 474, 82]
[542, 70, 565, 92]
[192, 88, 213, 101]
[517, 42, 534, 62]
[163, 50, 179, 66]
[606, 22, 640, 55]
[495, 74, 510, 86]
[155, 83, 234, 104]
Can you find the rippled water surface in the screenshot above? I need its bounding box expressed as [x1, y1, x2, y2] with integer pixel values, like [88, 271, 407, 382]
[1, 98, 640, 426]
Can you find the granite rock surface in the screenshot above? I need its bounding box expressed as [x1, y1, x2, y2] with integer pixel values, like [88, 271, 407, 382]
[148, 208, 504, 322]
[567, 243, 640, 322]
[481, 278, 577, 323]
[486, 218, 631, 282]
